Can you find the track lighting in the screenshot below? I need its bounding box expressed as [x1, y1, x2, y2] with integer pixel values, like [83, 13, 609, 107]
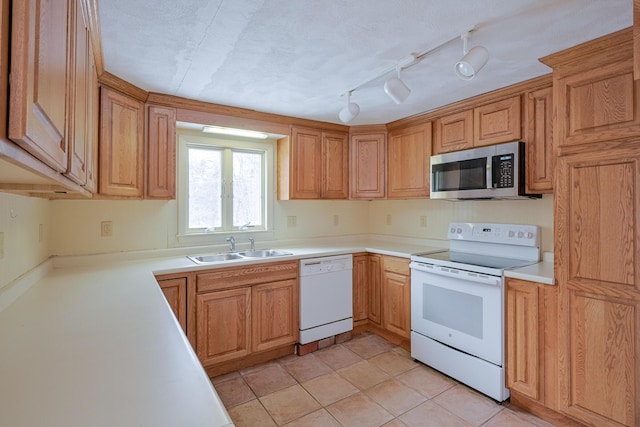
[384, 66, 411, 104]
[455, 31, 489, 81]
[338, 26, 488, 120]
[338, 91, 360, 123]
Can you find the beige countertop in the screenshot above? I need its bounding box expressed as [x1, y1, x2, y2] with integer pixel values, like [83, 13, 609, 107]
[0, 238, 554, 426]
[0, 238, 446, 427]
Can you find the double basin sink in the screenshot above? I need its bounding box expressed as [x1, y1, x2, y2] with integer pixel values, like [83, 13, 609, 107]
[188, 249, 293, 265]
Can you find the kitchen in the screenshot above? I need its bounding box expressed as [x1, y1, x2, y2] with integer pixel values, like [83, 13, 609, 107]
[0, 1, 637, 426]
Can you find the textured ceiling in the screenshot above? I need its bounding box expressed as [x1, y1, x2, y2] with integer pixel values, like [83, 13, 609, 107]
[98, 0, 632, 126]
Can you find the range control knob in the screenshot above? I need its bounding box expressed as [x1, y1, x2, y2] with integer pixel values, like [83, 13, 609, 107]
[450, 227, 456, 234]
[508, 230, 515, 238]
[527, 232, 534, 239]
[517, 231, 524, 238]
[456, 228, 463, 234]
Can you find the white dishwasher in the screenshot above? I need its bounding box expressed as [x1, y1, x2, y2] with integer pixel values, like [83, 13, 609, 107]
[299, 254, 353, 344]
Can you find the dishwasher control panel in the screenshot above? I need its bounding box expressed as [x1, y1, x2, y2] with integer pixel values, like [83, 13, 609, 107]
[300, 254, 353, 276]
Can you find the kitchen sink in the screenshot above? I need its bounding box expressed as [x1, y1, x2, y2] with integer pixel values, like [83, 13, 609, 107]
[236, 249, 293, 258]
[187, 249, 293, 264]
[188, 253, 244, 264]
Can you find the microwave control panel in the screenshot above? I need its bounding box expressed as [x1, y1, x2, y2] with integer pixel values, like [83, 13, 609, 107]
[492, 153, 514, 188]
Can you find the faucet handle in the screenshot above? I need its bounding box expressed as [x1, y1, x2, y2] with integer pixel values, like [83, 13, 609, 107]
[249, 237, 255, 251]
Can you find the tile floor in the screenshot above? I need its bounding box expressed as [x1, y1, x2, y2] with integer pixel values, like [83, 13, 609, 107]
[211, 332, 555, 427]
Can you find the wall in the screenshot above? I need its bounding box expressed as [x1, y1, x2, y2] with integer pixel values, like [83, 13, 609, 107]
[0, 193, 51, 290]
[50, 199, 371, 256]
[49, 195, 553, 256]
[368, 195, 554, 253]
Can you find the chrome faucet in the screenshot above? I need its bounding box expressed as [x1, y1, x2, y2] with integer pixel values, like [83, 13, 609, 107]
[226, 236, 236, 252]
[249, 237, 255, 251]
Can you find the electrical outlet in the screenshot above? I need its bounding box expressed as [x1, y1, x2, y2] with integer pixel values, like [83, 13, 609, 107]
[0, 232, 4, 259]
[386, 214, 392, 225]
[420, 216, 427, 227]
[101, 221, 113, 237]
[333, 215, 339, 226]
[287, 216, 297, 227]
[39, 224, 43, 242]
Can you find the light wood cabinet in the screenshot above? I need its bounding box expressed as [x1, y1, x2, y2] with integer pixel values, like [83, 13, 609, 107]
[193, 261, 298, 370]
[252, 279, 298, 353]
[277, 127, 348, 200]
[524, 86, 553, 193]
[99, 87, 145, 197]
[543, 29, 640, 427]
[196, 287, 252, 366]
[368, 254, 382, 325]
[349, 132, 386, 199]
[505, 278, 558, 410]
[387, 122, 432, 198]
[432, 96, 521, 154]
[381, 256, 411, 339]
[352, 253, 369, 323]
[9, 0, 69, 173]
[84, 36, 99, 193]
[146, 105, 176, 199]
[157, 276, 188, 333]
[473, 96, 522, 147]
[433, 110, 473, 154]
[321, 131, 349, 199]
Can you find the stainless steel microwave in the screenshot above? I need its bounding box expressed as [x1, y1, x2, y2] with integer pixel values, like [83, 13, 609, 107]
[430, 141, 541, 200]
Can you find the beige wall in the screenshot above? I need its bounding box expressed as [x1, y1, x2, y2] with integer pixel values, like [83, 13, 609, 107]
[48, 195, 553, 256]
[0, 193, 51, 290]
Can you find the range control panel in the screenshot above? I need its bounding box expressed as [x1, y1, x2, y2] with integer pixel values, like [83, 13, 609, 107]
[447, 222, 540, 247]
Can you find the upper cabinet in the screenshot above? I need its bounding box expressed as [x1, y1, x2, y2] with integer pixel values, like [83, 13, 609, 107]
[99, 87, 145, 198]
[432, 96, 521, 154]
[9, 0, 70, 172]
[277, 126, 348, 200]
[524, 85, 553, 194]
[349, 131, 386, 199]
[146, 105, 177, 199]
[387, 122, 432, 199]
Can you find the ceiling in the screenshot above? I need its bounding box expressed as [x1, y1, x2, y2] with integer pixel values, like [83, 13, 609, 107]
[98, 0, 632, 126]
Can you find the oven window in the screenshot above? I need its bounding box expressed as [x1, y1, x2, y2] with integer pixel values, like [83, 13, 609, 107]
[423, 285, 483, 339]
[432, 158, 486, 191]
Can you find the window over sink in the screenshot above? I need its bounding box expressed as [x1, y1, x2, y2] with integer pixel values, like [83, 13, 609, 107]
[177, 131, 275, 244]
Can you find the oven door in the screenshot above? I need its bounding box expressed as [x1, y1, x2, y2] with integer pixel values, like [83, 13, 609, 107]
[410, 261, 503, 366]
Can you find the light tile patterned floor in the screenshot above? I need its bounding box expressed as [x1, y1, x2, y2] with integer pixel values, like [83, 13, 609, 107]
[211, 332, 556, 427]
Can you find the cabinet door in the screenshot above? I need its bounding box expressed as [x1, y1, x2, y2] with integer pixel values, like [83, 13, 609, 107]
[349, 133, 386, 199]
[196, 287, 251, 366]
[388, 122, 432, 198]
[473, 96, 522, 147]
[146, 105, 176, 199]
[555, 59, 640, 147]
[99, 87, 145, 197]
[9, 0, 69, 172]
[290, 127, 322, 199]
[84, 38, 99, 193]
[368, 254, 382, 325]
[252, 279, 298, 353]
[382, 256, 411, 338]
[158, 277, 187, 333]
[506, 279, 540, 400]
[321, 131, 349, 199]
[525, 86, 553, 193]
[65, 0, 89, 185]
[352, 254, 369, 322]
[556, 148, 640, 427]
[433, 110, 473, 154]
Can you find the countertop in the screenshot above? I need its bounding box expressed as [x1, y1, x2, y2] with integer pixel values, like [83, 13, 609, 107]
[504, 257, 555, 285]
[0, 238, 445, 427]
[0, 238, 554, 426]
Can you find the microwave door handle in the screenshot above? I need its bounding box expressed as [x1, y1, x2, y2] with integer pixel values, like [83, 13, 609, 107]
[486, 162, 493, 189]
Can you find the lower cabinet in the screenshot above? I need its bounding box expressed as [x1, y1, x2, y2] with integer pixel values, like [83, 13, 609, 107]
[381, 256, 411, 339]
[155, 274, 188, 334]
[368, 254, 382, 325]
[505, 278, 559, 417]
[352, 253, 369, 323]
[193, 261, 299, 371]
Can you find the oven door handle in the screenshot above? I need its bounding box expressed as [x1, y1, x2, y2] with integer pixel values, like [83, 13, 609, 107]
[410, 262, 501, 286]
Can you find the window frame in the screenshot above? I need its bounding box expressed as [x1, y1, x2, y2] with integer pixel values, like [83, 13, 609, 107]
[176, 131, 275, 246]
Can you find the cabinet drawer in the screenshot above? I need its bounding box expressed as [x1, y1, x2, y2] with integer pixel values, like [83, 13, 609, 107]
[196, 261, 298, 293]
[382, 256, 410, 275]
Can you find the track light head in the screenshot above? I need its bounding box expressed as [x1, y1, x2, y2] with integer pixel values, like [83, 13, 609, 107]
[338, 92, 360, 123]
[384, 67, 411, 104]
[455, 31, 489, 80]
